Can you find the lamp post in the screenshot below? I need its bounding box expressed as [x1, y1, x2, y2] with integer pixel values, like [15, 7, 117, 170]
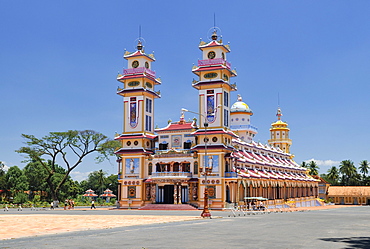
[181, 108, 211, 218]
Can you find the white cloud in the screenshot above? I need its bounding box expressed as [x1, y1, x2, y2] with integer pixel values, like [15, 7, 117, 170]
[70, 171, 92, 182]
[304, 158, 340, 167]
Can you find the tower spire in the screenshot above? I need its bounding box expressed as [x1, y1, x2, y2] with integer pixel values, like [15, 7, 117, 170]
[137, 25, 143, 50]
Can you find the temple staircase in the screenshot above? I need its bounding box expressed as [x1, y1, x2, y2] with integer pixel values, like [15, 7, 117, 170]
[139, 204, 198, 210]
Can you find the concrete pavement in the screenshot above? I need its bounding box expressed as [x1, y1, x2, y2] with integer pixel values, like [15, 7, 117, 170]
[1, 206, 370, 248]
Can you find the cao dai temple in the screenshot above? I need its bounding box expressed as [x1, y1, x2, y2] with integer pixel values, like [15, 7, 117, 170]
[114, 29, 319, 210]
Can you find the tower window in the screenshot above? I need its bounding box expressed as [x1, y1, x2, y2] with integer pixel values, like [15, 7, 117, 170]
[145, 115, 152, 131]
[224, 109, 229, 127]
[183, 141, 192, 149]
[132, 60, 139, 68]
[159, 143, 168, 150]
[146, 99, 152, 113]
[148, 163, 152, 175]
[224, 91, 229, 107]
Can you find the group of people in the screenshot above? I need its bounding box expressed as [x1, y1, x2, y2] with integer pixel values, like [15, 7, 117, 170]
[3, 204, 22, 211]
[246, 201, 266, 211]
[63, 199, 75, 210]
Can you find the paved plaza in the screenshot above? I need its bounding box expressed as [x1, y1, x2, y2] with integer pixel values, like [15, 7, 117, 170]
[1, 206, 370, 248]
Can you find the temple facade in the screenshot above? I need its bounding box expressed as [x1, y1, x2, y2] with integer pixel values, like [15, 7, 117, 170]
[115, 30, 319, 209]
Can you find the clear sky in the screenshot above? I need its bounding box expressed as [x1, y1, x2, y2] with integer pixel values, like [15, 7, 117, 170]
[1, 1, 370, 181]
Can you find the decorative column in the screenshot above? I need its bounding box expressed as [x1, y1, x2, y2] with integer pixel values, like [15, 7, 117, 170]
[178, 184, 182, 204]
[173, 183, 178, 204]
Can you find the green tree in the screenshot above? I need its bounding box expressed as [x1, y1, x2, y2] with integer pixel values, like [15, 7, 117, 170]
[82, 170, 107, 196]
[339, 160, 359, 186]
[105, 174, 118, 196]
[0, 161, 7, 192]
[6, 166, 29, 201]
[308, 161, 319, 176]
[327, 166, 340, 185]
[97, 169, 106, 195]
[301, 161, 308, 169]
[23, 160, 49, 199]
[16, 130, 120, 202]
[359, 160, 369, 183]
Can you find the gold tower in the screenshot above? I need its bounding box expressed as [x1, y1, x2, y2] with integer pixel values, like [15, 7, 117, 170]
[268, 107, 292, 154]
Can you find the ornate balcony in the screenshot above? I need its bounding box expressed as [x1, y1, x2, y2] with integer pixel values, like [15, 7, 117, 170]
[225, 172, 238, 178]
[198, 58, 231, 69]
[123, 67, 156, 78]
[151, 172, 192, 178]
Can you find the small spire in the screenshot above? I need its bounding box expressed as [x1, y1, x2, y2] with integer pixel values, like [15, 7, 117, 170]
[237, 94, 242, 102]
[276, 107, 282, 120]
[179, 111, 185, 124]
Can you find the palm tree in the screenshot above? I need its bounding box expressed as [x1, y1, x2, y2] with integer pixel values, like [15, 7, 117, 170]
[301, 161, 308, 169]
[97, 169, 106, 196]
[339, 160, 358, 186]
[359, 160, 369, 178]
[327, 166, 339, 185]
[308, 161, 319, 176]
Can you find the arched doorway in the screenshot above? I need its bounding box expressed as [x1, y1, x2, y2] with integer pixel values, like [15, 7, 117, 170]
[226, 185, 231, 203]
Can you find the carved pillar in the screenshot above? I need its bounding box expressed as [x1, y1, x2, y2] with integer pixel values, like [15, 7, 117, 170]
[150, 184, 156, 203]
[178, 184, 182, 204]
[173, 182, 178, 204]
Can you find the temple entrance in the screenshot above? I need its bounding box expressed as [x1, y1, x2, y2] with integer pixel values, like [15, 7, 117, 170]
[164, 185, 174, 204]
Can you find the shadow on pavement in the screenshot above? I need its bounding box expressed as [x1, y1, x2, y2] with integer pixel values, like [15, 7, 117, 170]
[320, 237, 370, 249]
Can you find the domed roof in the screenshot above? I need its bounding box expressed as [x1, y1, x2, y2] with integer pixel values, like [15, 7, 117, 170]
[231, 95, 253, 114]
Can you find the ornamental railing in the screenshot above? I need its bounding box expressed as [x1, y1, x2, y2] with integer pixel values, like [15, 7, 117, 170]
[225, 172, 238, 178]
[230, 124, 258, 133]
[198, 58, 231, 69]
[151, 172, 192, 178]
[123, 67, 156, 78]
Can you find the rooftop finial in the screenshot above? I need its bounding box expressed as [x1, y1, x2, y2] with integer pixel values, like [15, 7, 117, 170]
[276, 107, 282, 120]
[237, 94, 242, 102]
[212, 14, 218, 40]
[179, 111, 185, 124]
[137, 25, 143, 50]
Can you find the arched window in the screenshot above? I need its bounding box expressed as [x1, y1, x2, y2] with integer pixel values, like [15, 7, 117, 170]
[148, 163, 152, 175]
[194, 162, 199, 174]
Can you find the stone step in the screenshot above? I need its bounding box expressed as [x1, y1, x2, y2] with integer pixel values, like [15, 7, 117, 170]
[139, 204, 198, 210]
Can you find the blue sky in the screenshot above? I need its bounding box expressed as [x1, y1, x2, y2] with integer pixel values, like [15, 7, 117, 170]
[1, 1, 370, 181]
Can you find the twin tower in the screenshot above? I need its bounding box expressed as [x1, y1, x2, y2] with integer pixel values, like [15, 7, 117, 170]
[116, 30, 292, 154]
[114, 29, 294, 208]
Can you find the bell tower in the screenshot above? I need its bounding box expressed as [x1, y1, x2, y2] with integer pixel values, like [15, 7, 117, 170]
[268, 107, 292, 154]
[115, 39, 162, 209]
[117, 40, 161, 135]
[192, 29, 237, 130]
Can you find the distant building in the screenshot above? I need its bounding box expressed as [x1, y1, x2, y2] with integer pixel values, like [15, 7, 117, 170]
[328, 186, 370, 205]
[114, 29, 319, 209]
[312, 175, 330, 200]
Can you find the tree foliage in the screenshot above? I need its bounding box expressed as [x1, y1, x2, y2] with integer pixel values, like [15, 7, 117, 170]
[80, 170, 118, 196]
[327, 166, 340, 185]
[16, 130, 120, 201]
[339, 160, 359, 186]
[0, 161, 6, 191]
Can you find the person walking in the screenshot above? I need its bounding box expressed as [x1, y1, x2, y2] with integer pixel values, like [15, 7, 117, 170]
[91, 200, 96, 209]
[50, 201, 54, 210]
[17, 204, 22, 211]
